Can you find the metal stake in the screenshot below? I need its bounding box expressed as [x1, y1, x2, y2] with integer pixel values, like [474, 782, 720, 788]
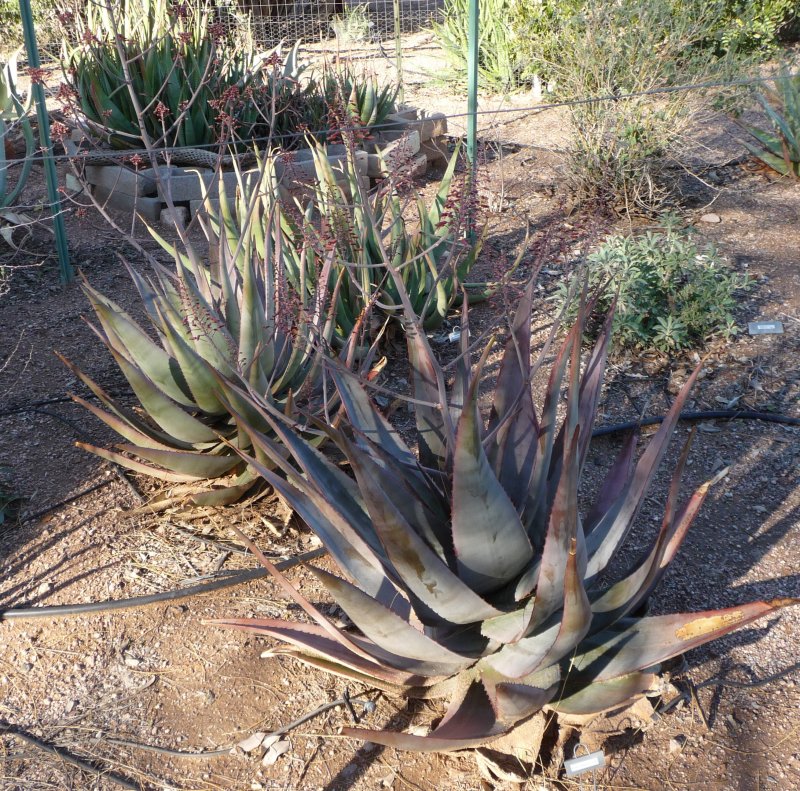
[17, 0, 73, 283]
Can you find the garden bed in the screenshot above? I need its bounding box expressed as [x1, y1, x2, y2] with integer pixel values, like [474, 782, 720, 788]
[1, 34, 799, 791]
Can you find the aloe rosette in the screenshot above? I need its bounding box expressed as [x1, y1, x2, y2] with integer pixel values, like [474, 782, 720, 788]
[213, 281, 797, 750]
[740, 66, 800, 178]
[60, 165, 339, 507]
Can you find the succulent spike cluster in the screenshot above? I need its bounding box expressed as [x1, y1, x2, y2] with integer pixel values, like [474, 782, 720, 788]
[212, 276, 798, 751]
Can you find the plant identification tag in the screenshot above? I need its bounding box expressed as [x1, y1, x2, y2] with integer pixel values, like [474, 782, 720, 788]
[564, 749, 605, 776]
[747, 321, 784, 335]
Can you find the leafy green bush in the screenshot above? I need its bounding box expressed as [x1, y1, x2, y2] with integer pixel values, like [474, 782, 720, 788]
[0, 0, 61, 54]
[559, 221, 752, 352]
[709, 0, 797, 52]
[435, 0, 794, 94]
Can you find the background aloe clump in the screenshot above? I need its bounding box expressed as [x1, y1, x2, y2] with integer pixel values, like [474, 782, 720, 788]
[212, 271, 797, 750]
[62, 0, 277, 149]
[739, 65, 800, 178]
[0, 49, 36, 256]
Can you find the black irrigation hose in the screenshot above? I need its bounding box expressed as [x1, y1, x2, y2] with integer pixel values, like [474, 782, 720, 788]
[0, 547, 327, 622]
[591, 409, 800, 438]
[0, 721, 140, 789]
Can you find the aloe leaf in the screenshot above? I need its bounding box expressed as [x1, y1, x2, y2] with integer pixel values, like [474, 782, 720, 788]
[338, 432, 452, 564]
[406, 319, 453, 469]
[83, 284, 194, 408]
[576, 301, 615, 470]
[572, 599, 799, 684]
[451, 350, 533, 594]
[522, 319, 581, 545]
[154, 306, 228, 415]
[515, 424, 580, 609]
[486, 279, 538, 507]
[268, 649, 412, 696]
[344, 679, 506, 751]
[116, 444, 239, 478]
[743, 141, 795, 176]
[549, 671, 658, 715]
[75, 442, 208, 482]
[95, 334, 222, 444]
[330, 367, 416, 468]
[590, 466, 726, 631]
[211, 619, 422, 687]
[486, 664, 561, 722]
[230, 527, 395, 667]
[584, 431, 637, 535]
[345, 442, 505, 625]
[757, 92, 798, 152]
[57, 352, 200, 449]
[744, 125, 785, 157]
[343, 680, 507, 752]
[484, 535, 591, 679]
[223, 418, 401, 611]
[70, 393, 191, 451]
[311, 567, 473, 674]
[584, 362, 705, 583]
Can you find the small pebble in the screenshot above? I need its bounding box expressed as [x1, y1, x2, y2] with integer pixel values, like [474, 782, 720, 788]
[700, 213, 721, 223]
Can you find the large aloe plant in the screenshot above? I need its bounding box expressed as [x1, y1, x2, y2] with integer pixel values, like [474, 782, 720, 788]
[60, 162, 341, 507]
[740, 66, 800, 178]
[213, 278, 797, 750]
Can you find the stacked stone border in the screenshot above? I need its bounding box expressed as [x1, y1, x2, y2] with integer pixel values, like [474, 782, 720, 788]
[67, 108, 449, 227]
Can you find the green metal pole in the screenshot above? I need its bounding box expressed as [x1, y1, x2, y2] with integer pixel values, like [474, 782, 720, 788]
[17, 0, 73, 284]
[393, 0, 404, 106]
[466, 0, 479, 241]
[466, 0, 479, 168]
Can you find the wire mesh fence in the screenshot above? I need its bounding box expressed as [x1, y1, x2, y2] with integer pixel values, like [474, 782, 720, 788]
[216, 0, 443, 49]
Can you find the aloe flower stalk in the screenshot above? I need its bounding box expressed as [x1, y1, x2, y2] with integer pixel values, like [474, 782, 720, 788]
[212, 278, 797, 750]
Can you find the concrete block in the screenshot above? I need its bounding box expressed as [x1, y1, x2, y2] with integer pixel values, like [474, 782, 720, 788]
[408, 153, 428, 180]
[366, 130, 421, 177]
[64, 172, 84, 195]
[274, 144, 347, 184]
[189, 198, 219, 220]
[160, 206, 189, 228]
[91, 183, 163, 223]
[379, 111, 447, 143]
[420, 137, 450, 164]
[419, 112, 448, 142]
[85, 164, 158, 197]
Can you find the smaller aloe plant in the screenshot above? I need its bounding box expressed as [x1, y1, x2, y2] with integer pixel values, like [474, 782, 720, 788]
[297, 142, 508, 343]
[1, 50, 36, 240]
[740, 66, 800, 178]
[320, 64, 399, 129]
[212, 275, 797, 751]
[60, 160, 341, 508]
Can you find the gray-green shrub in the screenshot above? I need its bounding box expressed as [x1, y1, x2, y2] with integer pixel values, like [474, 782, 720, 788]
[558, 219, 752, 352]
